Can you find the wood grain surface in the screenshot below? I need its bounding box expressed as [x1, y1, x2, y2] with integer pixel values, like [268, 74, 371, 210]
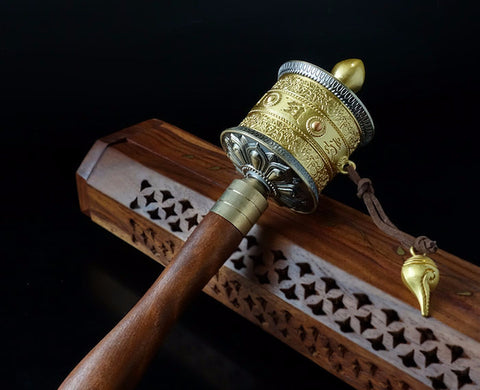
[59, 211, 244, 389]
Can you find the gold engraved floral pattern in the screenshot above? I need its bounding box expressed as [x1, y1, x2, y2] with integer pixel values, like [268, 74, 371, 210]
[240, 73, 361, 193]
[241, 111, 330, 190]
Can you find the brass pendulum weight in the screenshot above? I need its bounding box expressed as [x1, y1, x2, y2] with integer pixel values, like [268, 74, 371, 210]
[401, 248, 440, 316]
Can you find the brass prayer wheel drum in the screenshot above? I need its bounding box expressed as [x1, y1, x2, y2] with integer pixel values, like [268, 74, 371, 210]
[220, 59, 375, 213]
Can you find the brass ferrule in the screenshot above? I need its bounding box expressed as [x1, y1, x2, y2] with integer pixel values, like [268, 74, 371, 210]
[210, 178, 268, 235]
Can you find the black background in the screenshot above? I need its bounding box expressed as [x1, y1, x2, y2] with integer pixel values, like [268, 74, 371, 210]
[2, 1, 479, 389]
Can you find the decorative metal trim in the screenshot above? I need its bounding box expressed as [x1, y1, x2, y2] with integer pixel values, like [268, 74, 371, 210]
[278, 60, 375, 146]
[221, 128, 318, 213]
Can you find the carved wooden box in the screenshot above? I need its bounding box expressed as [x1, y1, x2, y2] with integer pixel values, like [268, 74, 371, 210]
[77, 119, 480, 390]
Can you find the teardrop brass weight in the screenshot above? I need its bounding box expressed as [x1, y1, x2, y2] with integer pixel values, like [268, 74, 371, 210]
[401, 248, 440, 316]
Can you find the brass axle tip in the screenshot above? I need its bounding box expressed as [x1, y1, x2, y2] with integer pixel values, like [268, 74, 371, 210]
[331, 59, 365, 93]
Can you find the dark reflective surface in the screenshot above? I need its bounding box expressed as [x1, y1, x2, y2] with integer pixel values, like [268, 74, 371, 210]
[2, 1, 478, 388]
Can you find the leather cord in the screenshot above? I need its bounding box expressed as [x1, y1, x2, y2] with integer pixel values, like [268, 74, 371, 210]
[345, 164, 438, 255]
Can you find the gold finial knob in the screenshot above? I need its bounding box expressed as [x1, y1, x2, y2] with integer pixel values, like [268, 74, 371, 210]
[331, 59, 365, 93]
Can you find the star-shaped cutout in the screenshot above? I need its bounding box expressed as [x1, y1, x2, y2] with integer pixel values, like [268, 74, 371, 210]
[420, 347, 440, 367]
[416, 327, 437, 344]
[447, 344, 467, 363]
[179, 199, 193, 213]
[301, 282, 318, 299]
[321, 277, 339, 293]
[367, 334, 386, 351]
[335, 317, 354, 333]
[147, 208, 161, 220]
[140, 180, 152, 191]
[388, 328, 408, 348]
[275, 266, 291, 283]
[162, 204, 177, 219]
[307, 300, 326, 316]
[185, 214, 199, 230]
[382, 308, 401, 326]
[328, 295, 345, 313]
[245, 235, 258, 249]
[280, 285, 298, 300]
[398, 350, 418, 368]
[452, 367, 474, 389]
[129, 197, 139, 209]
[160, 190, 174, 202]
[355, 313, 375, 333]
[296, 262, 313, 277]
[144, 192, 157, 206]
[168, 219, 182, 232]
[427, 374, 447, 390]
[353, 293, 372, 309]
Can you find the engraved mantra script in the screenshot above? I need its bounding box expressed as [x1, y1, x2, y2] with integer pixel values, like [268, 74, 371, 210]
[89, 148, 480, 390]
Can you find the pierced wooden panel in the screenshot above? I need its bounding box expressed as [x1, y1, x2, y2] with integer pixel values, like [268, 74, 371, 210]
[77, 120, 480, 390]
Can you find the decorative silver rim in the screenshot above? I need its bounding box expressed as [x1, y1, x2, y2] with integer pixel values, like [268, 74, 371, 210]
[221, 127, 319, 213]
[278, 60, 375, 146]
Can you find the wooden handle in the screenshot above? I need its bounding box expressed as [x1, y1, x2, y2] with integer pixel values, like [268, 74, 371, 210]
[59, 212, 243, 390]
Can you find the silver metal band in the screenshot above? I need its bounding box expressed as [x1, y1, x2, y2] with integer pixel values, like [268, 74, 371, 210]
[278, 60, 375, 146]
[220, 129, 318, 213]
